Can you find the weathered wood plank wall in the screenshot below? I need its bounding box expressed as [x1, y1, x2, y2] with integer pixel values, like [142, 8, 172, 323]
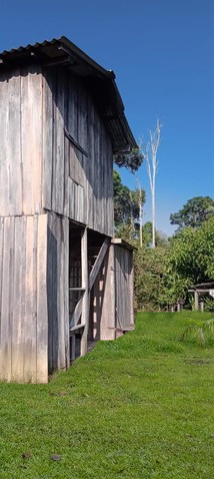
[47, 213, 69, 374]
[0, 215, 48, 383]
[114, 246, 134, 331]
[90, 246, 115, 341]
[0, 65, 113, 237]
[0, 62, 114, 382]
[0, 67, 43, 217]
[43, 66, 114, 236]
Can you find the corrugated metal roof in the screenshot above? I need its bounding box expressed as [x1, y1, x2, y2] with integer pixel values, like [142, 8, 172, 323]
[0, 36, 138, 153]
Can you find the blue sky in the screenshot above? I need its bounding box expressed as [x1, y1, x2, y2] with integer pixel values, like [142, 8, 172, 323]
[0, 0, 213, 235]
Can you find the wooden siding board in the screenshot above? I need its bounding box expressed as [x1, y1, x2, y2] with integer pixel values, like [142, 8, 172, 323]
[47, 213, 69, 373]
[0, 218, 12, 381]
[0, 73, 9, 216]
[47, 213, 53, 373]
[114, 246, 133, 331]
[57, 216, 66, 369]
[12, 216, 26, 382]
[54, 67, 65, 215]
[36, 214, 48, 383]
[21, 65, 43, 215]
[64, 135, 69, 217]
[42, 69, 53, 211]
[0, 219, 3, 380]
[23, 216, 37, 382]
[64, 218, 69, 368]
[8, 70, 22, 216]
[87, 97, 94, 229]
[68, 74, 78, 142]
[93, 110, 99, 232]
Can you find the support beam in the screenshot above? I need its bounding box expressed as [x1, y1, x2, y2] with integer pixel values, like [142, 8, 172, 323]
[89, 237, 110, 291]
[80, 228, 89, 356]
[69, 296, 83, 329]
[194, 290, 199, 310]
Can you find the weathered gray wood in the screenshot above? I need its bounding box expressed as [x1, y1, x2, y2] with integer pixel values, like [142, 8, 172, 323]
[69, 295, 83, 329]
[64, 136, 69, 217]
[80, 228, 89, 356]
[0, 218, 12, 381]
[93, 245, 115, 341]
[0, 73, 9, 216]
[0, 219, 4, 353]
[64, 218, 70, 368]
[8, 70, 22, 216]
[68, 73, 78, 141]
[70, 323, 84, 332]
[12, 216, 25, 382]
[23, 216, 37, 382]
[89, 238, 110, 291]
[42, 69, 53, 211]
[58, 217, 66, 370]
[71, 334, 75, 361]
[36, 214, 48, 383]
[54, 67, 65, 215]
[87, 96, 94, 229]
[114, 245, 134, 333]
[65, 129, 88, 157]
[21, 65, 43, 215]
[47, 213, 58, 373]
[194, 290, 199, 311]
[68, 177, 86, 224]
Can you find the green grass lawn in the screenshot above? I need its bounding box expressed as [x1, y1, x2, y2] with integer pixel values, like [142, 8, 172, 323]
[1, 312, 214, 478]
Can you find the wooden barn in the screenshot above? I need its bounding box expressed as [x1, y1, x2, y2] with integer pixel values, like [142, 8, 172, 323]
[0, 37, 137, 383]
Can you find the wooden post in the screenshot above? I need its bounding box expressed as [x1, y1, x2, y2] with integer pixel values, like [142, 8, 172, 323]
[200, 301, 204, 313]
[194, 290, 199, 310]
[177, 303, 181, 312]
[80, 228, 89, 356]
[71, 334, 76, 361]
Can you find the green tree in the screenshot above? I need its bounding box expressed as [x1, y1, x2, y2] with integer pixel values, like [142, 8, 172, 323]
[170, 196, 214, 232]
[114, 148, 143, 172]
[134, 245, 167, 311]
[142, 222, 168, 248]
[163, 218, 214, 305]
[113, 170, 146, 241]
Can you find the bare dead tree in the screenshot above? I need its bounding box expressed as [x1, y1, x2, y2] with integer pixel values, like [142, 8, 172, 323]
[134, 173, 143, 248]
[129, 190, 135, 238]
[140, 119, 161, 248]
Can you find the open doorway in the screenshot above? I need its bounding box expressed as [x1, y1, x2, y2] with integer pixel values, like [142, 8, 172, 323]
[69, 222, 110, 362]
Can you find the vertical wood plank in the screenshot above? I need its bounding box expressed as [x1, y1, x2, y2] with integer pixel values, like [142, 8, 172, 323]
[12, 216, 25, 382]
[64, 135, 69, 217]
[68, 74, 78, 141]
[8, 69, 22, 216]
[23, 216, 37, 382]
[80, 228, 89, 356]
[1, 218, 14, 381]
[36, 214, 48, 383]
[87, 96, 94, 229]
[42, 69, 53, 211]
[0, 73, 9, 216]
[0, 219, 4, 371]
[21, 65, 43, 215]
[54, 67, 65, 215]
[64, 218, 70, 368]
[47, 213, 53, 374]
[57, 216, 66, 369]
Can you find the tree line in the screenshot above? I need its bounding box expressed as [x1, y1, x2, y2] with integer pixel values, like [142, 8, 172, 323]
[113, 170, 214, 311]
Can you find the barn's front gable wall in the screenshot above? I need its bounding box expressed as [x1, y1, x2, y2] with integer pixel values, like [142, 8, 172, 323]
[0, 63, 114, 382]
